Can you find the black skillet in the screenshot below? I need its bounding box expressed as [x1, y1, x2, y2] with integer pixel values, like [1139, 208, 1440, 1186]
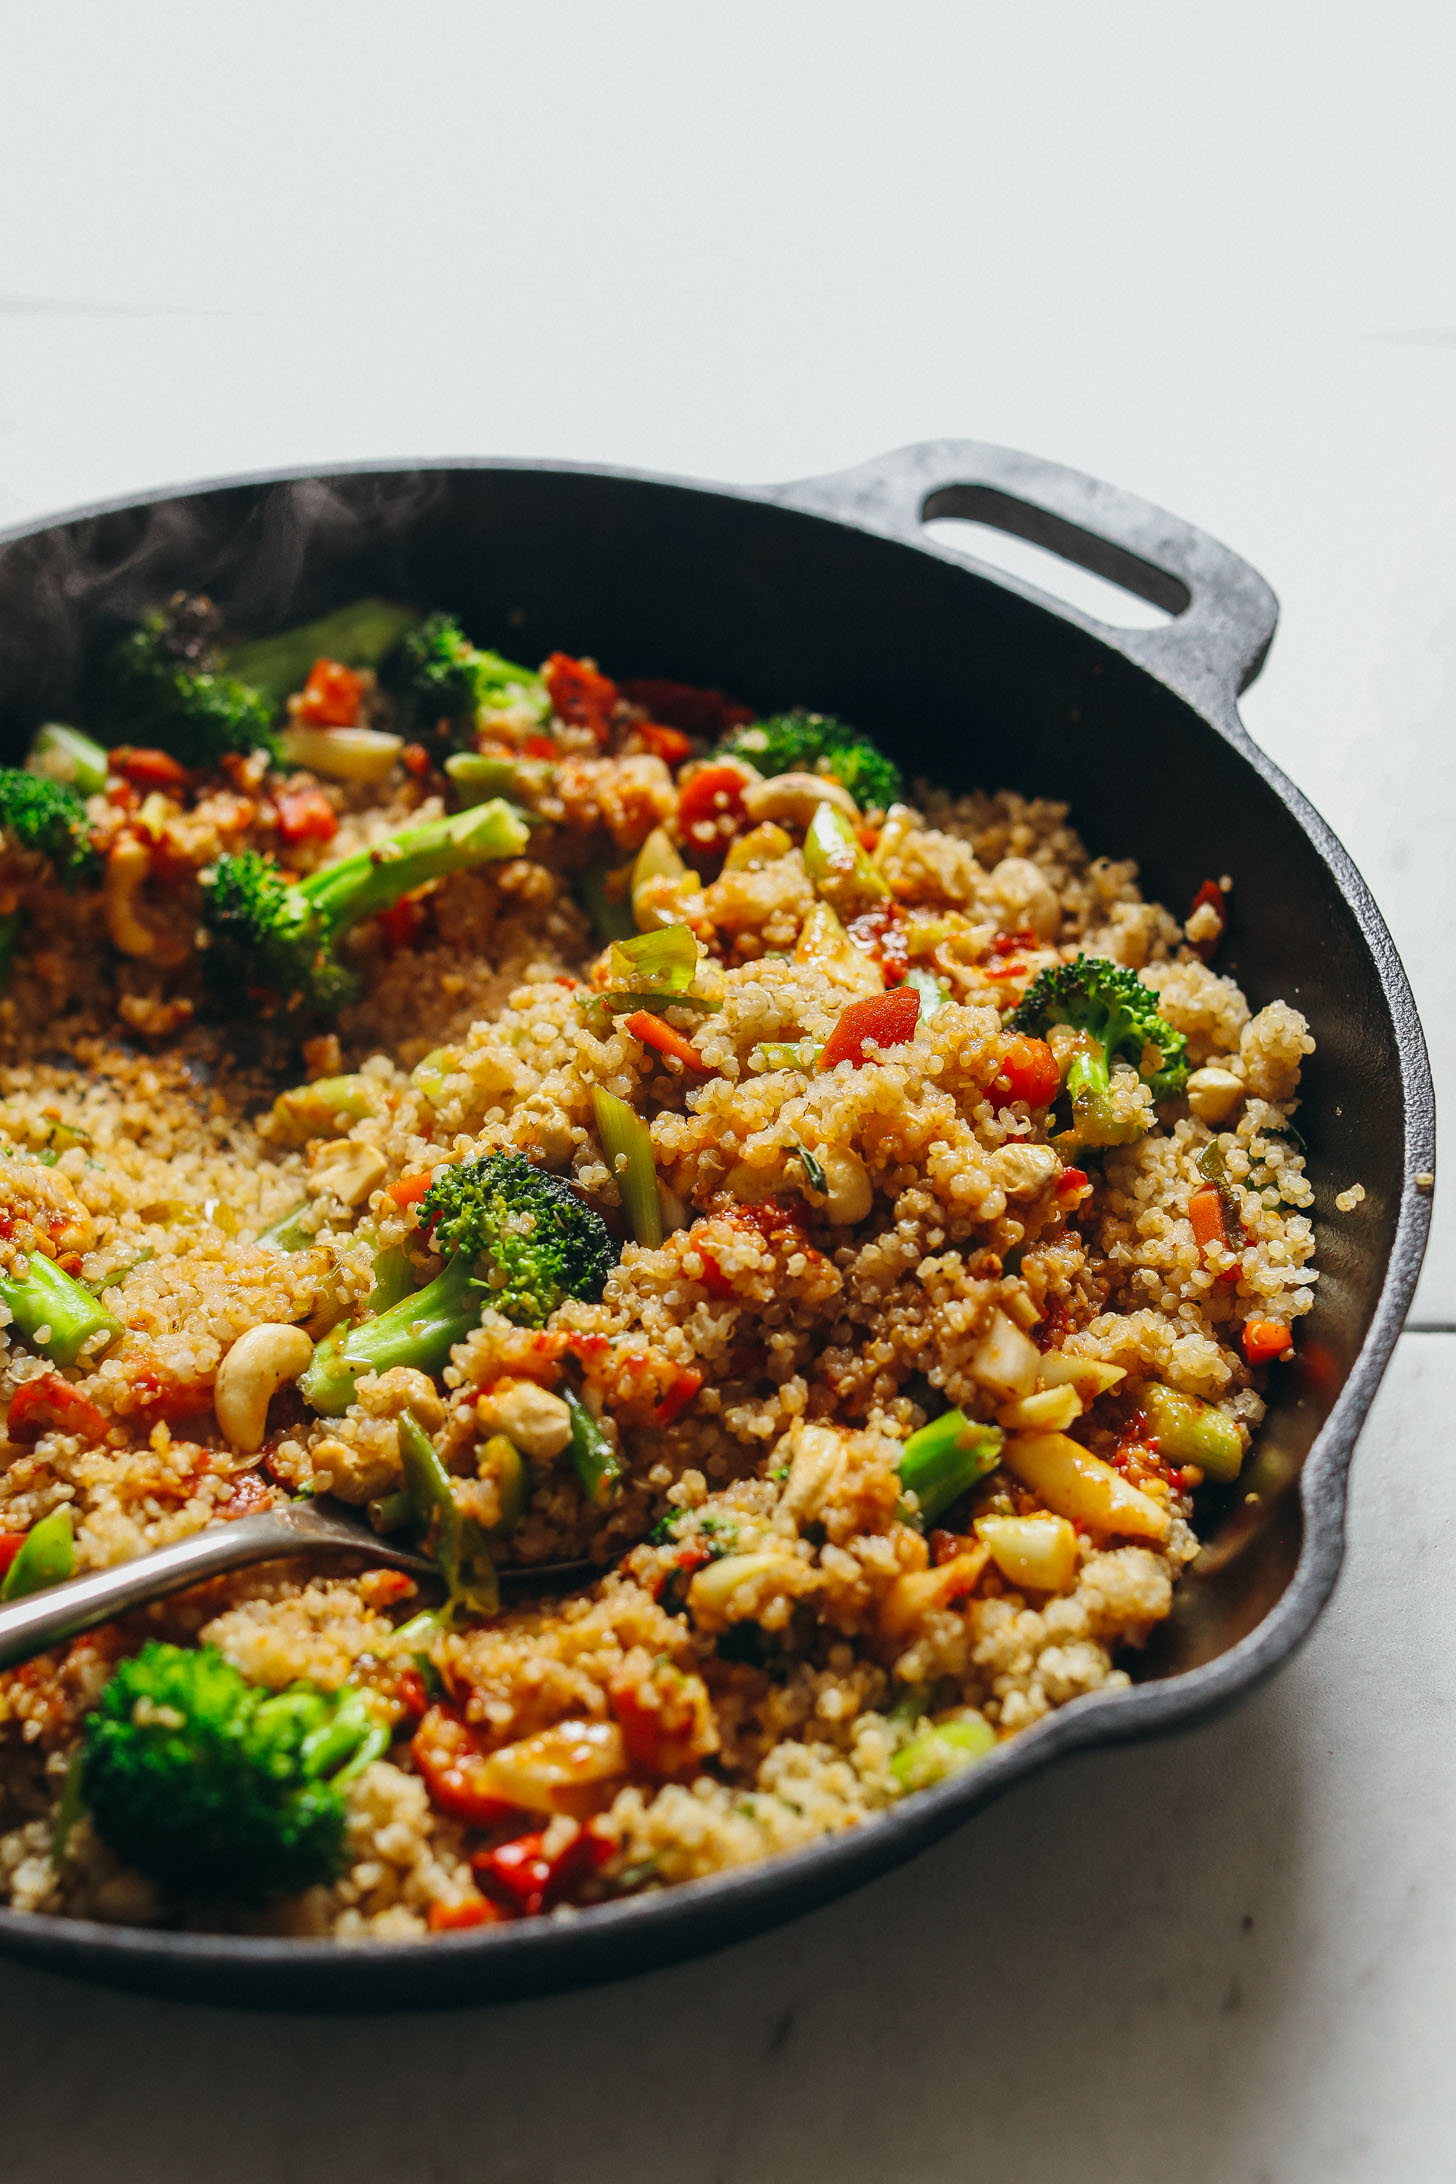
[0, 440, 1433, 2008]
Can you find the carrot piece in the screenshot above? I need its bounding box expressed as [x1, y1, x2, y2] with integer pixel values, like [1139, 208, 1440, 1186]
[1188, 1185, 1227, 1251]
[428, 1894, 504, 1932]
[820, 986, 920, 1071]
[299, 657, 364, 727]
[999, 1034, 1060, 1105]
[389, 1170, 433, 1210]
[1243, 1319, 1294, 1364]
[622, 1009, 707, 1071]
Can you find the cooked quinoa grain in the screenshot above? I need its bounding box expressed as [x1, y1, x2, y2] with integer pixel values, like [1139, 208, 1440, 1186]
[0, 612, 1318, 1937]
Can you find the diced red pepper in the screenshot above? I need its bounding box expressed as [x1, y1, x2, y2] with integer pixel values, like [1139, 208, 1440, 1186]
[522, 733, 559, 760]
[223, 1469, 274, 1517]
[545, 653, 618, 745]
[1243, 1318, 1294, 1364]
[820, 986, 920, 1071]
[428, 1894, 504, 1932]
[622, 1010, 708, 1072]
[275, 786, 338, 845]
[400, 741, 432, 779]
[618, 678, 754, 738]
[6, 1373, 109, 1445]
[396, 1666, 430, 1721]
[377, 894, 425, 953]
[652, 1366, 703, 1427]
[675, 764, 750, 854]
[1056, 1165, 1090, 1207]
[998, 1035, 1061, 1106]
[846, 904, 909, 987]
[1189, 879, 1227, 960]
[411, 1707, 521, 1828]
[0, 1534, 26, 1578]
[473, 1820, 600, 1917]
[636, 722, 694, 765]
[991, 928, 1039, 957]
[109, 746, 189, 791]
[389, 1169, 434, 1210]
[299, 657, 364, 727]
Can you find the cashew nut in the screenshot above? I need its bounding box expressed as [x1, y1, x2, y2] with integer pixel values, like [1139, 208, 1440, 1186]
[215, 1323, 315, 1453]
[1185, 1066, 1244, 1124]
[988, 1141, 1062, 1198]
[476, 1377, 573, 1463]
[813, 1144, 873, 1225]
[307, 1141, 389, 1206]
[743, 772, 860, 826]
[104, 837, 157, 958]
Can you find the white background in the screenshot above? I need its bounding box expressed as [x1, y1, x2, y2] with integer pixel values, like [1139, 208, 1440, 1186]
[0, 6, 1452, 2178]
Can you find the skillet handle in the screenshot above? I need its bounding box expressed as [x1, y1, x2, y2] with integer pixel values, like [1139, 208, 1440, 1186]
[769, 439, 1279, 718]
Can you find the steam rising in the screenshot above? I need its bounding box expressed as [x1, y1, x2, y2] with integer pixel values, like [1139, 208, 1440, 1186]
[0, 468, 453, 752]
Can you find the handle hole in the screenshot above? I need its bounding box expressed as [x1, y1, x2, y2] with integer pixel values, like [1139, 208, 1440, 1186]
[921, 484, 1188, 630]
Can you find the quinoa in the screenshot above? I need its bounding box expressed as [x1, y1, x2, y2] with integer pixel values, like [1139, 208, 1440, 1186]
[0, 635, 1318, 1938]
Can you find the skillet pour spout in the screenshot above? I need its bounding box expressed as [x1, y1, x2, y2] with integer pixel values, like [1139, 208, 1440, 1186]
[0, 440, 1432, 2009]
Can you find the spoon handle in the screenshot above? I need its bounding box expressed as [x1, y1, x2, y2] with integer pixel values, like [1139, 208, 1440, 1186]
[0, 1508, 434, 1672]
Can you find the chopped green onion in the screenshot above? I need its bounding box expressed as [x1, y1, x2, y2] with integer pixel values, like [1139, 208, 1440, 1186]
[592, 1086, 663, 1248]
[900, 967, 951, 1018]
[891, 1709, 996, 1792]
[791, 1141, 827, 1194]
[802, 803, 889, 912]
[563, 1386, 622, 1507]
[479, 1432, 531, 1533]
[578, 857, 638, 943]
[1141, 1383, 1246, 1483]
[51, 1747, 87, 1863]
[26, 722, 109, 797]
[398, 1411, 498, 1616]
[88, 1246, 155, 1294]
[606, 923, 698, 995]
[0, 1506, 75, 1600]
[897, 1411, 1004, 1527]
[445, 751, 554, 807]
[367, 1489, 414, 1535]
[256, 1200, 315, 1252]
[749, 1039, 825, 1071]
[224, 598, 424, 703]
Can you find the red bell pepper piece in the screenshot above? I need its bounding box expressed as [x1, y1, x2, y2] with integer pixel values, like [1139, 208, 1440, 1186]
[545, 653, 618, 745]
[275, 786, 338, 845]
[820, 986, 920, 1071]
[299, 657, 364, 727]
[6, 1373, 109, 1445]
[1243, 1318, 1294, 1364]
[998, 1034, 1060, 1105]
[622, 1010, 708, 1071]
[410, 1708, 521, 1828]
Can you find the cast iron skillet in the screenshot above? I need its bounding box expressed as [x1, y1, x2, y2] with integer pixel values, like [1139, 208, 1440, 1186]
[0, 441, 1434, 2009]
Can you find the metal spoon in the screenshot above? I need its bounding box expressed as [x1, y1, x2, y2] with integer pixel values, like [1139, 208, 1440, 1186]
[0, 1497, 596, 1673]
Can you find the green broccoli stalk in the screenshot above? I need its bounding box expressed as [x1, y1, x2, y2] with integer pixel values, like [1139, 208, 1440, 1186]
[199, 797, 531, 1015]
[386, 612, 548, 744]
[102, 594, 278, 766]
[300, 1152, 616, 1415]
[717, 710, 903, 812]
[1009, 954, 1189, 1147]
[0, 1250, 121, 1365]
[0, 770, 100, 885]
[81, 1641, 389, 1900]
[223, 598, 424, 705]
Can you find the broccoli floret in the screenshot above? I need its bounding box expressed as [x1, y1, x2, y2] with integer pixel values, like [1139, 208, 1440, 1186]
[199, 797, 531, 1016]
[81, 1641, 388, 1901]
[102, 594, 278, 766]
[385, 612, 548, 744]
[0, 770, 99, 884]
[718, 709, 903, 812]
[1010, 953, 1189, 1146]
[301, 1152, 615, 1414]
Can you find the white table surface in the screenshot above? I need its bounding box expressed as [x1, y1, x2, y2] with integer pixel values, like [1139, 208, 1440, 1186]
[0, 7, 1451, 2177]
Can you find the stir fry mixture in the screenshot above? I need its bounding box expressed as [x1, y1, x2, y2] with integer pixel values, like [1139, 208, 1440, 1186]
[0, 597, 1318, 1937]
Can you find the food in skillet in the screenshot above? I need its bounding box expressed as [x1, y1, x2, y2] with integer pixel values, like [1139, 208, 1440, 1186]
[0, 596, 1316, 1935]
